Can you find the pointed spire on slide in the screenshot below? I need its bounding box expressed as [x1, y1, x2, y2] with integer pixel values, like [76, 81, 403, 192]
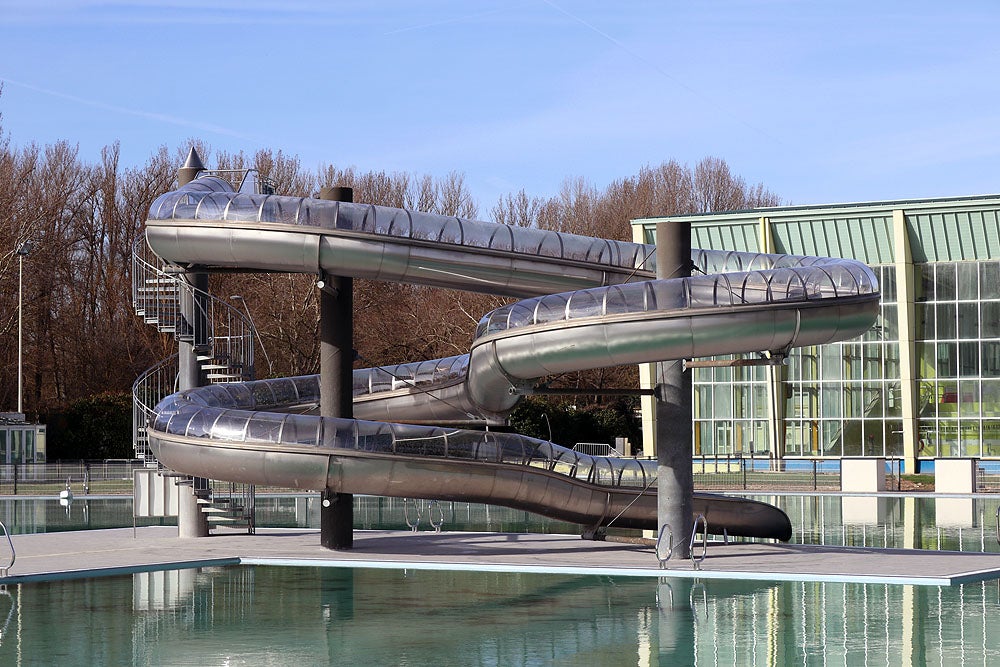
[178, 146, 206, 186]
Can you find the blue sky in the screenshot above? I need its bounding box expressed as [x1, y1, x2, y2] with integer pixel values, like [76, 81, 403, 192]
[1, 1, 999, 212]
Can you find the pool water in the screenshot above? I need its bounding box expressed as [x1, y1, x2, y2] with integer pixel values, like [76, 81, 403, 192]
[3, 566, 998, 665]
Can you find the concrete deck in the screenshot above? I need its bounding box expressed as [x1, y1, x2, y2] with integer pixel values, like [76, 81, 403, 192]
[3, 527, 1000, 587]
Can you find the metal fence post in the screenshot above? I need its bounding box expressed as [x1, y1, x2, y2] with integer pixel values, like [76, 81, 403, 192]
[812, 459, 818, 491]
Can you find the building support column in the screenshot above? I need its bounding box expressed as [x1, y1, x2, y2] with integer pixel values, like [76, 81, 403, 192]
[893, 209, 919, 473]
[632, 223, 658, 457]
[319, 186, 355, 550]
[759, 216, 788, 464]
[655, 221, 693, 560]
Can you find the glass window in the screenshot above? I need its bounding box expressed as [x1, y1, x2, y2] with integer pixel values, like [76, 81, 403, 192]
[937, 343, 957, 377]
[958, 262, 978, 301]
[936, 263, 956, 300]
[916, 303, 935, 340]
[982, 302, 1000, 339]
[959, 342, 979, 377]
[917, 264, 935, 302]
[695, 386, 712, 418]
[937, 303, 956, 339]
[982, 380, 1000, 417]
[881, 305, 899, 340]
[980, 261, 1000, 300]
[713, 387, 732, 418]
[864, 343, 884, 377]
[880, 266, 897, 303]
[917, 343, 935, 380]
[957, 303, 979, 339]
[821, 345, 843, 381]
[843, 384, 864, 418]
[864, 383, 884, 418]
[983, 342, 1000, 378]
[885, 420, 903, 457]
[958, 380, 980, 417]
[821, 385, 841, 419]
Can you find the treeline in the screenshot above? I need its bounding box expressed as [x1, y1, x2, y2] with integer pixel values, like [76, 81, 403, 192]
[0, 116, 779, 454]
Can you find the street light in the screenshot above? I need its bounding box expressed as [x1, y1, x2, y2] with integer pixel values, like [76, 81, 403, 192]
[16, 241, 32, 416]
[230, 295, 273, 377]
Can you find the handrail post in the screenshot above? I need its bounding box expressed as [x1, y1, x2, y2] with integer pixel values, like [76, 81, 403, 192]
[656, 524, 674, 568]
[690, 514, 708, 570]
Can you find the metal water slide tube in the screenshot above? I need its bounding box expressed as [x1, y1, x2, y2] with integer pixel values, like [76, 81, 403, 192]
[144, 177, 881, 540]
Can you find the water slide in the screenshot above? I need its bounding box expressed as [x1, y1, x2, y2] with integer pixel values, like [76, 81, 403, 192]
[143, 176, 880, 540]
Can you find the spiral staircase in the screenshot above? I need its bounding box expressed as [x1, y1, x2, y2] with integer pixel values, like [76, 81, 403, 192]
[131, 169, 268, 533]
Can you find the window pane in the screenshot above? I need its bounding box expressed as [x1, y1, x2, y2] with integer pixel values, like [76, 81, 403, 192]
[937, 343, 957, 377]
[937, 303, 956, 339]
[957, 262, 978, 300]
[983, 342, 1000, 378]
[916, 303, 935, 340]
[980, 261, 1000, 299]
[957, 303, 979, 339]
[917, 264, 935, 301]
[959, 341, 978, 377]
[937, 263, 956, 300]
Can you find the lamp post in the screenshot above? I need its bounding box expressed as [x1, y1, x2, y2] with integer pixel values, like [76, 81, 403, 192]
[230, 295, 273, 377]
[16, 241, 32, 416]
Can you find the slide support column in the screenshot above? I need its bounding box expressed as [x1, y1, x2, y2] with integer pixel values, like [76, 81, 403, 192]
[319, 186, 355, 550]
[655, 221, 693, 560]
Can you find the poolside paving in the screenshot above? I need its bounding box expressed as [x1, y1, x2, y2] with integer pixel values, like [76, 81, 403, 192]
[4, 526, 1000, 587]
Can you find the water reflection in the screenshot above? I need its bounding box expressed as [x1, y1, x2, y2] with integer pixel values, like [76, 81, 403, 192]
[767, 495, 1000, 553]
[1, 567, 998, 665]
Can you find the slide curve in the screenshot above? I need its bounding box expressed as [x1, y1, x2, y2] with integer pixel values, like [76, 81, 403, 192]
[144, 176, 880, 540]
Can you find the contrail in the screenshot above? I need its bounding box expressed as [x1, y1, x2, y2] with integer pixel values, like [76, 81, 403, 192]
[0, 75, 258, 141]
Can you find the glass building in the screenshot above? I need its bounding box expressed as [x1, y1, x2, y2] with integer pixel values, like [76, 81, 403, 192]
[632, 195, 1000, 473]
[0, 413, 46, 463]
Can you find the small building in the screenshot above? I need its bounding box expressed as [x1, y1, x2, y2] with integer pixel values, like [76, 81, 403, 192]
[632, 194, 1000, 473]
[0, 413, 47, 463]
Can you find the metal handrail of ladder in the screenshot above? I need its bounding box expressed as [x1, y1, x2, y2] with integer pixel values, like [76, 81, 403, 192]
[0, 520, 15, 578]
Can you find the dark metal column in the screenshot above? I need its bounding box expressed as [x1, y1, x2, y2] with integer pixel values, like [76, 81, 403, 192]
[655, 221, 693, 559]
[319, 186, 355, 550]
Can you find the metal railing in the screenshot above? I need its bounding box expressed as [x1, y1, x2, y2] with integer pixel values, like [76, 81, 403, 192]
[131, 237, 256, 462]
[0, 461, 147, 496]
[692, 456, 842, 491]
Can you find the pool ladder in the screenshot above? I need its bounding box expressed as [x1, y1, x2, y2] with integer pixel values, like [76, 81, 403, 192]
[0, 520, 14, 578]
[656, 514, 708, 570]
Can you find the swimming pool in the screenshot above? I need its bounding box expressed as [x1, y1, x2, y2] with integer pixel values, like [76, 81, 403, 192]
[2, 494, 999, 665]
[3, 565, 997, 665]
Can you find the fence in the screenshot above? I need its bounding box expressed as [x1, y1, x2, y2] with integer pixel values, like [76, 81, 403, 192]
[0, 460, 147, 496]
[1, 458, 999, 496]
[691, 456, 843, 492]
[976, 462, 1000, 493]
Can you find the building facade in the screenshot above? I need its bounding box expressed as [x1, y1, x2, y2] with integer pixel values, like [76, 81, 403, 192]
[0, 413, 47, 464]
[632, 195, 1000, 473]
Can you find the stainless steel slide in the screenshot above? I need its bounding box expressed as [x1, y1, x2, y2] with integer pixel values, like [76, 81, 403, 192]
[144, 177, 880, 540]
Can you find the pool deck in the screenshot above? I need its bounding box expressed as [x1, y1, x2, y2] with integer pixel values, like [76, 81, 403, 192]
[3, 526, 1000, 587]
